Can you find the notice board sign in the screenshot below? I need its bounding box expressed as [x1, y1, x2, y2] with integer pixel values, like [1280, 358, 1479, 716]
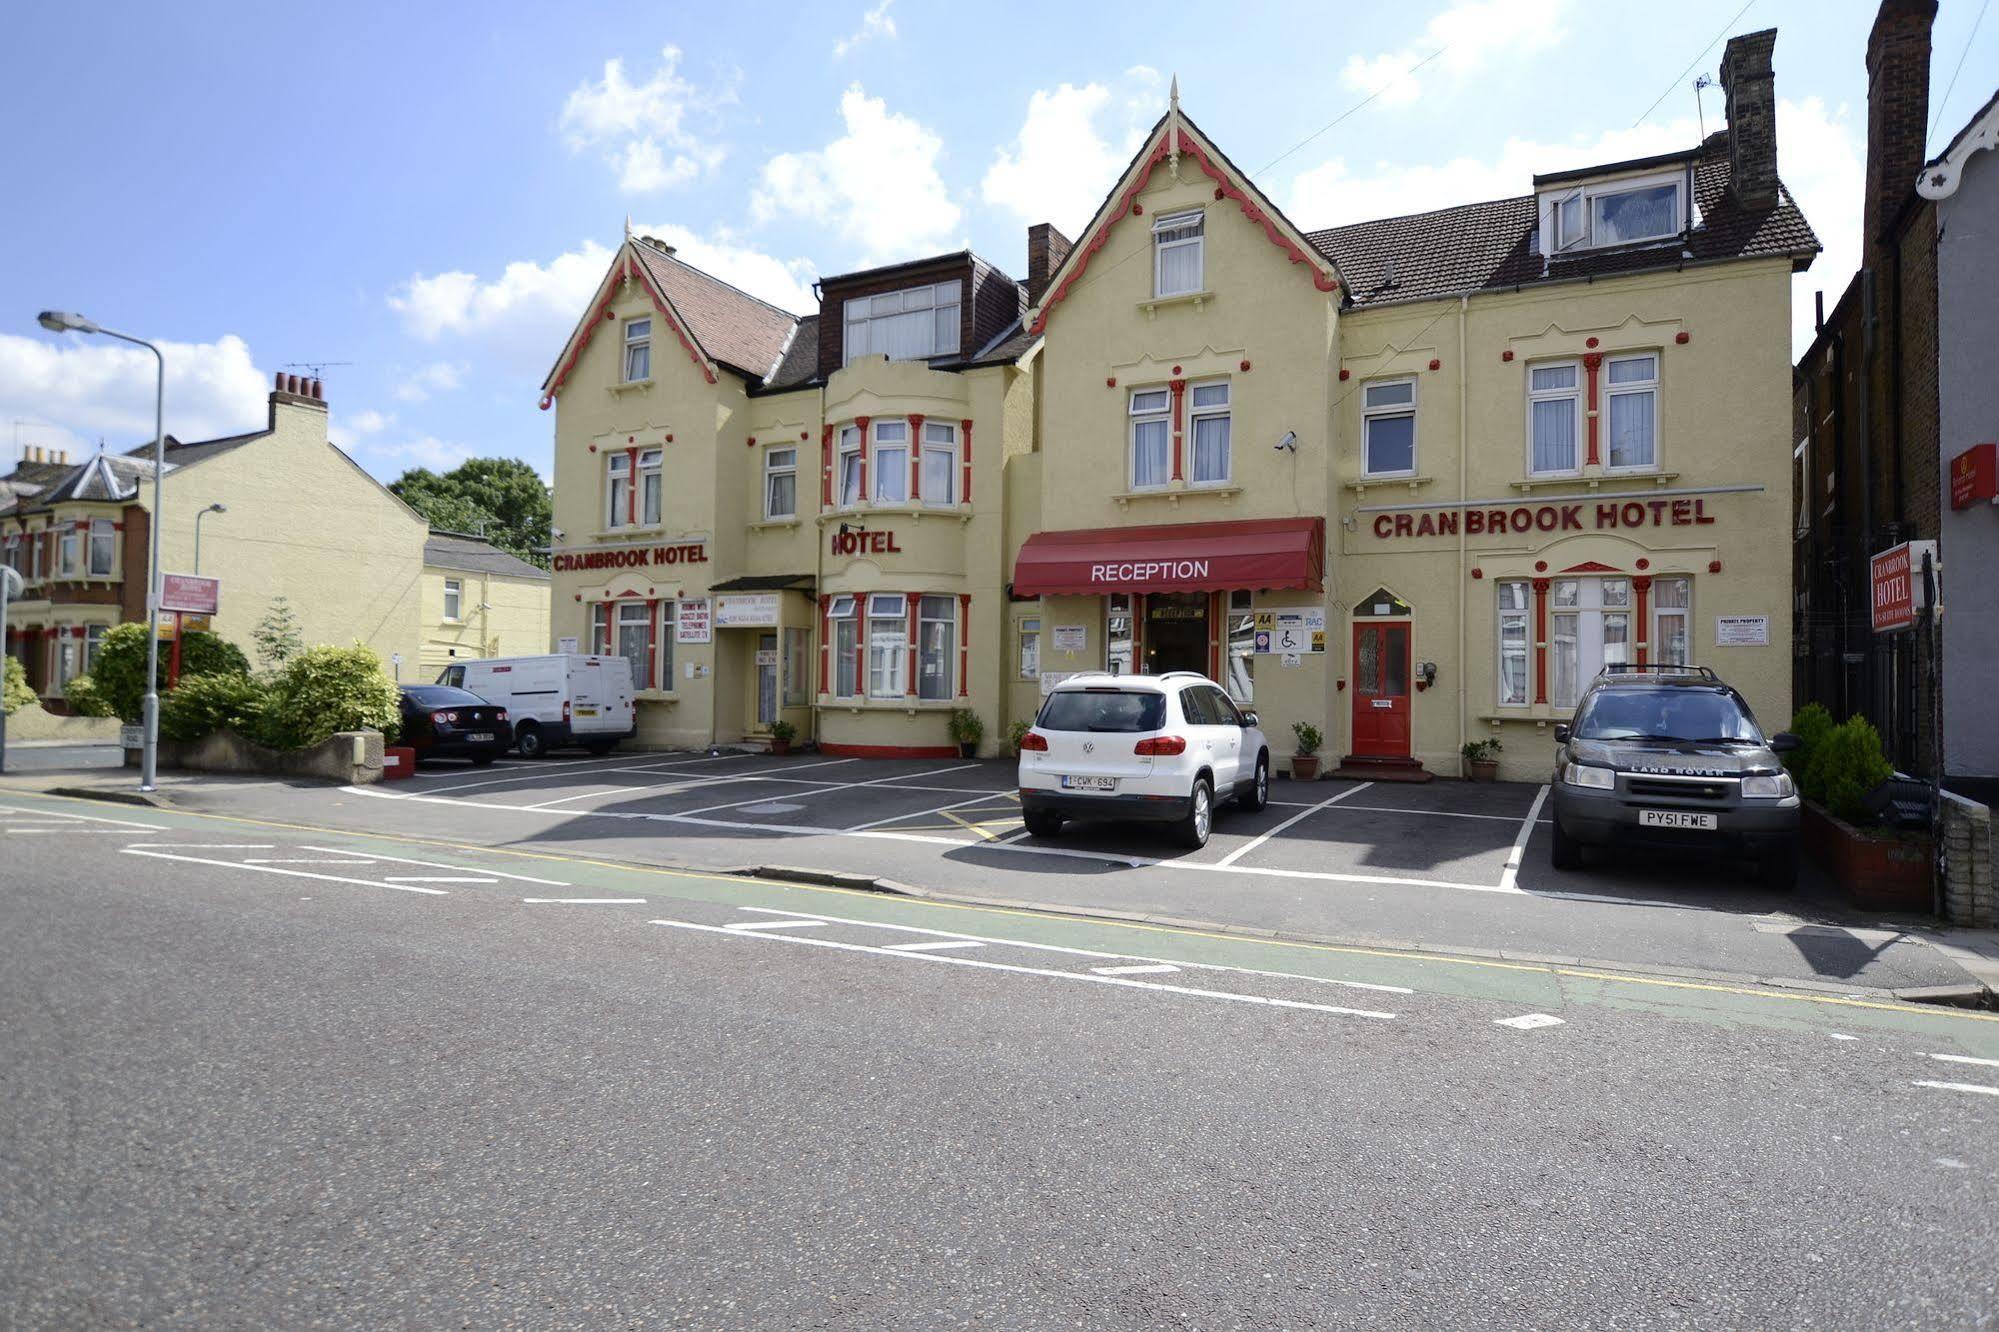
[676, 597, 712, 643]
[715, 593, 779, 628]
[1252, 607, 1326, 654]
[1714, 615, 1769, 647]
[1951, 442, 1996, 509]
[159, 573, 220, 615]
[1869, 541, 1937, 633]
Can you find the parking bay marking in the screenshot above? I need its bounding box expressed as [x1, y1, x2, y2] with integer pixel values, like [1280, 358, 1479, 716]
[295, 845, 569, 887]
[1925, 1053, 1999, 1070]
[121, 847, 454, 896]
[1496, 784, 1552, 893]
[1214, 782, 1373, 868]
[1913, 1080, 1999, 1098]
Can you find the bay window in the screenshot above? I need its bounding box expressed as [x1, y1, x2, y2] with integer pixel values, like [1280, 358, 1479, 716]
[1153, 210, 1204, 297]
[872, 421, 909, 503]
[616, 602, 653, 690]
[837, 426, 864, 507]
[917, 595, 955, 701]
[764, 446, 797, 520]
[623, 317, 652, 382]
[1362, 378, 1416, 477]
[828, 595, 859, 697]
[843, 281, 962, 364]
[920, 421, 957, 505]
[1653, 578, 1690, 665]
[1129, 389, 1170, 490]
[88, 519, 114, 576]
[1189, 382, 1231, 485]
[1528, 361, 1581, 475]
[84, 624, 106, 674]
[865, 593, 907, 698]
[59, 527, 79, 576]
[1498, 581, 1531, 705]
[1605, 354, 1658, 470]
[592, 600, 675, 690]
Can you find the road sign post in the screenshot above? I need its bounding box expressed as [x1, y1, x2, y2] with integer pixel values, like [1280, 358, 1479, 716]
[0, 565, 21, 775]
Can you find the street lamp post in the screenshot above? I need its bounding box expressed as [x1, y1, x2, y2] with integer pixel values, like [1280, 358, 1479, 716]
[37, 311, 166, 793]
[0, 564, 21, 775]
[194, 503, 226, 574]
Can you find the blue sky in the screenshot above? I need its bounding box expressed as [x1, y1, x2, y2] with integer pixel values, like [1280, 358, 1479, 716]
[3, 0, 1993, 484]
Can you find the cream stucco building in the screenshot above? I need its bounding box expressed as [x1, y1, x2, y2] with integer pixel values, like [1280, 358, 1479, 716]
[544, 30, 1814, 779]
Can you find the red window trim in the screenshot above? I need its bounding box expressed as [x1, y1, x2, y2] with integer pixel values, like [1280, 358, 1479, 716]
[1633, 575, 1652, 666]
[957, 593, 970, 697]
[960, 419, 973, 503]
[1531, 578, 1550, 705]
[1169, 379, 1187, 482]
[907, 414, 925, 500]
[1582, 352, 1604, 468]
[904, 592, 920, 699]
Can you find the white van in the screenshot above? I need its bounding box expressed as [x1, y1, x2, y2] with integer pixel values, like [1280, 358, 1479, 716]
[436, 655, 637, 758]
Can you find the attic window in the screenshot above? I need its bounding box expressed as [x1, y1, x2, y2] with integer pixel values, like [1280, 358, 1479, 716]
[843, 280, 962, 365]
[1544, 171, 1687, 254]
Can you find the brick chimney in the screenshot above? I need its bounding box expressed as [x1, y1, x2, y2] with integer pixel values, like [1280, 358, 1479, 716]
[1720, 28, 1779, 210]
[1863, 0, 1936, 265]
[1026, 222, 1073, 307]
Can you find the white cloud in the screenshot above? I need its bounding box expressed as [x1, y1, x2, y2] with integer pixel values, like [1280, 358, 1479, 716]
[347, 409, 394, 436]
[559, 46, 732, 194]
[1288, 97, 1860, 355]
[1341, 0, 1571, 107]
[0, 331, 269, 460]
[393, 361, 468, 403]
[982, 72, 1159, 238]
[833, 0, 897, 58]
[753, 85, 960, 263]
[353, 435, 480, 475]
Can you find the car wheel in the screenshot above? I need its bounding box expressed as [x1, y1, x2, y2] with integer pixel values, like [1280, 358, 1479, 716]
[515, 723, 546, 759]
[1177, 777, 1213, 850]
[1758, 843, 1799, 892]
[1023, 808, 1063, 838]
[1550, 815, 1583, 870]
[1240, 754, 1270, 812]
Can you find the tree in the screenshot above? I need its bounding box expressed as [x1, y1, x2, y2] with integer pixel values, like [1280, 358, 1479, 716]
[391, 457, 551, 567]
[3, 655, 33, 715]
[86, 623, 251, 721]
[252, 596, 305, 670]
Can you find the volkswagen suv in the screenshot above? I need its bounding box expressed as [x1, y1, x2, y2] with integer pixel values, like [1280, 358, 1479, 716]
[1017, 672, 1270, 849]
[1549, 665, 1802, 887]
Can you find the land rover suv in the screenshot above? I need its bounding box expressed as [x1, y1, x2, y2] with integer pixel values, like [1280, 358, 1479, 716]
[1549, 665, 1802, 888]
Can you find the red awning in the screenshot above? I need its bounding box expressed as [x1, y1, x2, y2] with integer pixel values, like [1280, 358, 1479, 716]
[1012, 516, 1325, 597]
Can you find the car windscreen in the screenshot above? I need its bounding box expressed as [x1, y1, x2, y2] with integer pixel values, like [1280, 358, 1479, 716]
[1036, 688, 1167, 733]
[1572, 687, 1761, 743]
[403, 686, 488, 707]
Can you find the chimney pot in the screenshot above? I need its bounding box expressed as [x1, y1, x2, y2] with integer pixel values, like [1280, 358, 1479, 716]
[274, 370, 285, 391]
[310, 377, 323, 400]
[1720, 28, 1780, 210]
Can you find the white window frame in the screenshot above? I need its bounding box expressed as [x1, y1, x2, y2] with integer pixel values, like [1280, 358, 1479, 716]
[837, 426, 864, 508]
[638, 448, 662, 526]
[1526, 359, 1584, 477]
[1187, 380, 1231, 487]
[763, 445, 797, 521]
[1549, 576, 1634, 709]
[1017, 615, 1040, 680]
[1497, 580, 1531, 706]
[443, 578, 463, 623]
[871, 420, 909, 504]
[1153, 210, 1205, 298]
[827, 594, 859, 698]
[87, 519, 114, 577]
[615, 600, 653, 691]
[917, 595, 955, 701]
[623, 317, 652, 382]
[1361, 377, 1418, 479]
[1603, 353, 1659, 473]
[657, 600, 677, 688]
[83, 623, 106, 674]
[1539, 170, 1688, 255]
[920, 421, 957, 507]
[606, 452, 631, 529]
[1128, 388, 1171, 491]
[843, 281, 963, 365]
[866, 592, 908, 699]
[59, 527, 79, 576]
[1652, 576, 1691, 667]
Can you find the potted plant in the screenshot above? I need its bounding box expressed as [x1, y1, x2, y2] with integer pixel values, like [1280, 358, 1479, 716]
[948, 707, 984, 759]
[1008, 718, 1032, 757]
[767, 718, 796, 756]
[1291, 722, 1323, 781]
[1461, 736, 1502, 781]
[1790, 709, 1930, 910]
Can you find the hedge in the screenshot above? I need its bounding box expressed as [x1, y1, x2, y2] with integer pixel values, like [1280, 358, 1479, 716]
[257, 644, 400, 749]
[86, 622, 252, 722]
[159, 672, 269, 743]
[2, 656, 33, 715]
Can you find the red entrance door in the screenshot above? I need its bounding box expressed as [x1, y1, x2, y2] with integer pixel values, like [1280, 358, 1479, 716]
[1351, 622, 1411, 757]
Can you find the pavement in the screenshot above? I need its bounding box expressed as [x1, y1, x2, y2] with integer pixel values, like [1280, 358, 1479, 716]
[11, 748, 1993, 1003]
[2, 789, 1997, 1328]
[0, 738, 124, 774]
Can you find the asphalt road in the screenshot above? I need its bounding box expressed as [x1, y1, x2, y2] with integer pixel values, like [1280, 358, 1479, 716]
[3, 792, 1997, 1329]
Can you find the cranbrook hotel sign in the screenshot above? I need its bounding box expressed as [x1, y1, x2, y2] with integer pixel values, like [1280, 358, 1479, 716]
[1369, 497, 1724, 540]
[551, 541, 709, 573]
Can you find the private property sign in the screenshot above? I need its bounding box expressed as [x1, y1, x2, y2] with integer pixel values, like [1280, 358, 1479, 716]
[158, 573, 219, 615]
[1870, 541, 1938, 633]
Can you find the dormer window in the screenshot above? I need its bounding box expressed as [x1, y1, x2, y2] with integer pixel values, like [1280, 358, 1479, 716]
[1542, 171, 1688, 254]
[1154, 210, 1204, 297]
[843, 280, 962, 365]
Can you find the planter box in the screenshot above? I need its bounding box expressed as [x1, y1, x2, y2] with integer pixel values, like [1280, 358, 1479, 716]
[1801, 801, 1933, 913]
[1290, 755, 1321, 781]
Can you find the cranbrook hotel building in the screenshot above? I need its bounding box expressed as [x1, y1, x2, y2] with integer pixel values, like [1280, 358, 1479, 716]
[542, 30, 1816, 779]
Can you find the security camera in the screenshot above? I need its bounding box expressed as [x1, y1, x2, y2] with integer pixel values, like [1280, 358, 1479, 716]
[550, 527, 566, 540]
[1274, 431, 1298, 452]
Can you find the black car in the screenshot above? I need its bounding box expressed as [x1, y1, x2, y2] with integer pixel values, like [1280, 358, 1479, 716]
[398, 685, 513, 766]
[1549, 665, 1802, 888]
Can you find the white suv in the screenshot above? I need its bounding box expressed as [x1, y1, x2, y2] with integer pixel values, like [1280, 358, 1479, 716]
[1017, 672, 1270, 849]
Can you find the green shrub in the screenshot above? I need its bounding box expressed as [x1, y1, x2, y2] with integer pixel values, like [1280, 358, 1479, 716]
[3, 656, 33, 715]
[258, 643, 400, 749]
[62, 674, 115, 717]
[1784, 702, 1835, 798]
[948, 707, 984, 745]
[89, 622, 253, 721]
[1810, 715, 1894, 824]
[159, 672, 269, 743]
[1293, 721, 1324, 756]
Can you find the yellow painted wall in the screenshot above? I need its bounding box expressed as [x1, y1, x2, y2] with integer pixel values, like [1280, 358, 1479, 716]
[417, 567, 552, 678]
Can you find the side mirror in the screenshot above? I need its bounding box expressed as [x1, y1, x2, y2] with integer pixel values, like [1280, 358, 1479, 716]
[1769, 731, 1801, 754]
[1239, 709, 1259, 727]
[1553, 724, 1571, 744]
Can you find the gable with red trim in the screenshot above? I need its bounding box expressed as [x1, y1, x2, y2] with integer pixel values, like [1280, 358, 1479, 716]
[1029, 111, 1340, 337]
[539, 244, 718, 410]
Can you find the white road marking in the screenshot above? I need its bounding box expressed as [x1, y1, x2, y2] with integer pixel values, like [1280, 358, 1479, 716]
[385, 876, 496, 884]
[1925, 1052, 1999, 1069]
[297, 845, 567, 887]
[1496, 784, 1551, 893]
[724, 918, 833, 931]
[672, 763, 980, 820]
[120, 848, 450, 895]
[846, 789, 1013, 832]
[245, 858, 379, 865]
[1328, 803, 1555, 824]
[655, 919, 1397, 1020]
[1091, 963, 1181, 976]
[882, 939, 987, 953]
[521, 897, 649, 904]
[1913, 1080, 1999, 1098]
[406, 751, 751, 795]
[728, 905, 1414, 995]
[518, 758, 860, 810]
[125, 843, 275, 850]
[1495, 1012, 1566, 1030]
[7, 828, 144, 834]
[0, 804, 163, 830]
[1214, 782, 1373, 867]
[1829, 1033, 1858, 1041]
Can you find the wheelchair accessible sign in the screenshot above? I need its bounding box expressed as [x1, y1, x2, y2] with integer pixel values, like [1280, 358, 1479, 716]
[1251, 607, 1326, 655]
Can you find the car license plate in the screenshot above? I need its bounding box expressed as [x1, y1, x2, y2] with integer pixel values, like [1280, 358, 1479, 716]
[467, 732, 494, 743]
[1639, 809, 1716, 830]
[575, 707, 597, 717]
[1059, 775, 1118, 792]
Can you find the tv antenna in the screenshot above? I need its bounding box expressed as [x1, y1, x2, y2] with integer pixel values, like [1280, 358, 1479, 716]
[282, 360, 353, 380]
[1693, 73, 1715, 139]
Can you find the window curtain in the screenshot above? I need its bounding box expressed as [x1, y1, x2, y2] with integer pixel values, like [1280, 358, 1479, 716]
[1132, 420, 1170, 487]
[1532, 400, 1576, 472]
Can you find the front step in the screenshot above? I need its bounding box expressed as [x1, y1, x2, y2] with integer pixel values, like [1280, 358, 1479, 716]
[1330, 754, 1435, 783]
